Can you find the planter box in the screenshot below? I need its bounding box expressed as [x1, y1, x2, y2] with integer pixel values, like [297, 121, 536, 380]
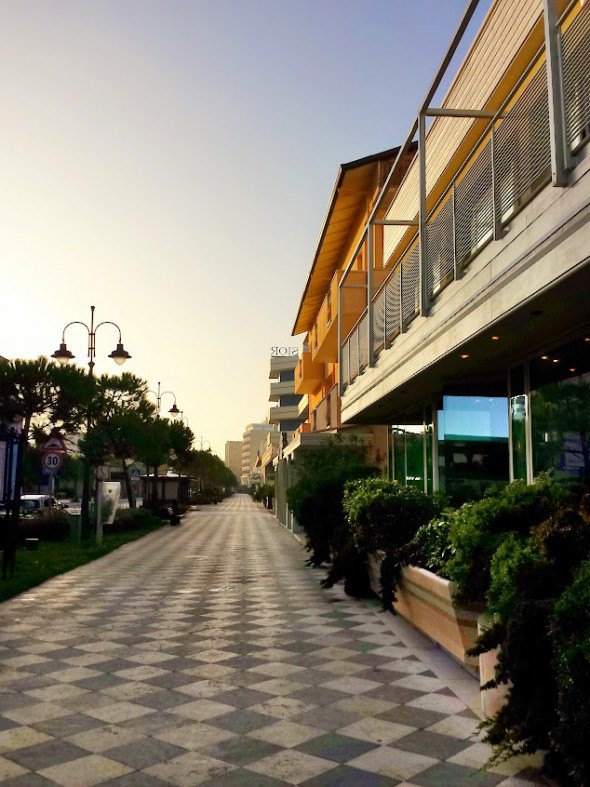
[478, 614, 509, 718]
[368, 554, 481, 672]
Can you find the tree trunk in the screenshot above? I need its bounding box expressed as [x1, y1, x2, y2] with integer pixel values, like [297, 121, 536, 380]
[121, 458, 135, 509]
[151, 465, 159, 510]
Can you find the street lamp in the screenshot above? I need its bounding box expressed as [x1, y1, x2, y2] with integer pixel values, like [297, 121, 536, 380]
[146, 382, 181, 510]
[52, 305, 131, 375]
[147, 382, 181, 419]
[180, 412, 190, 427]
[52, 305, 130, 540]
[195, 436, 211, 494]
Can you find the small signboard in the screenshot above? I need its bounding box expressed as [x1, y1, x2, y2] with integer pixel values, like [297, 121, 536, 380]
[42, 451, 63, 473]
[43, 434, 68, 453]
[96, 465, 109, 480]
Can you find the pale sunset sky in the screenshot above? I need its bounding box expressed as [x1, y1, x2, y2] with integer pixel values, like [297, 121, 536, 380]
[0, 0, 488, 457]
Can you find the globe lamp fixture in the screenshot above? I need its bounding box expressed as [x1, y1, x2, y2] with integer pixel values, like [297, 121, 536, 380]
[52, 342, 75, 365]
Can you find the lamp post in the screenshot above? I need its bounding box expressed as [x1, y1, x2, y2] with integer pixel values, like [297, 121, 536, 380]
[52, 306, 131, 539]
[146, 382, 181, 509]
[147, 382, 180, 419]
[196, 436, 211, 493]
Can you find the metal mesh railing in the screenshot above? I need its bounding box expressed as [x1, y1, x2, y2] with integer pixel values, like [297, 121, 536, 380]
[426, 195, 454, 300]
[341, 10, 590, 391]
[401, 245, 420, 328]
[358, 314, 369, 371]
[494, 63, 551, 222]
[349, 329, 359, 383]
[385, 266, 402, 345]
[455, 139, 493, 269]
[373, 287, 386, 355]
[563, 5, 590, 153]
[341, 338, 349, 391]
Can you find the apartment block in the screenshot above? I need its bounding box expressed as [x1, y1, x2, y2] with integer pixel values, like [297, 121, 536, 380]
[224, 440, 243, 484]
[241, 423, 276, 486]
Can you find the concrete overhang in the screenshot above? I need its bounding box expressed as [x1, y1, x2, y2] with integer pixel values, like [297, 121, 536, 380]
[344, 262, 590, 425]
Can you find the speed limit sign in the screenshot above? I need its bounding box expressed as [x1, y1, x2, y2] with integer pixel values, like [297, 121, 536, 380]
[42, 452, 63, 472]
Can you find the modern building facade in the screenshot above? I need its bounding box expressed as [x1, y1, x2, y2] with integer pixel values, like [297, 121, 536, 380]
[288, 146, 419, 465]
[241, 423, 277, 486]
[334, 0, 590, 501]
[268, 354, 305, 434]
[224, 440, 243, 484]
[274, 148, 417, 533]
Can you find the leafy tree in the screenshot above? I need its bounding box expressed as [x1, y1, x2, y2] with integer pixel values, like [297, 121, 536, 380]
[181, 449, 237, 498]
[84, 373, 156, 508]
[0, 358, 94, 575]
[0, 357, 93, 441]
[286, 436, 377, 595]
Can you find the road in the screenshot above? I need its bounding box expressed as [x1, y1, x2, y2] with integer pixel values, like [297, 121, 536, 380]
[0, 494, 544, 785]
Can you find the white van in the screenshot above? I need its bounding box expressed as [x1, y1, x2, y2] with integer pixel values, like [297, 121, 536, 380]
[20, 495, 60, 515]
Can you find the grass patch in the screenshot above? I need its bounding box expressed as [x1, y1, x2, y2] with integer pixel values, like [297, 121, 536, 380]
[0, 514, 166, 604]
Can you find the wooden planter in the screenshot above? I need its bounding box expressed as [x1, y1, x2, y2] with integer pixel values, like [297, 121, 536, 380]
[478, 613, 509, 718]
[368, 554, 481, 672]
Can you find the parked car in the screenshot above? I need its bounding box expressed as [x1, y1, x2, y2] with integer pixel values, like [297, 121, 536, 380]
[20, 495, 67, 517]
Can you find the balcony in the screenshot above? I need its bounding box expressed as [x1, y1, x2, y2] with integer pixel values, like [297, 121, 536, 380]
[297, 395, 309, 419]
[269, 404, 301, 425]
[294, 350, 323, 394]
[310, 386, 340, 432]
[269, 380, 295, 401]
[310, 269, 387, 363]
[341, 3, 590, 395]
[269, 355, 298, 379]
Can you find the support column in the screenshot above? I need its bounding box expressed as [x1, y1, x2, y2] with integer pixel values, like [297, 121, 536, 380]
[524, 361, 534, 485]
[543, 0, 572, 186]
[418, 112, 430, 316]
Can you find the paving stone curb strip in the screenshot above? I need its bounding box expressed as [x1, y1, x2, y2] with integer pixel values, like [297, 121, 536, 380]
[0, 495, 548, 785]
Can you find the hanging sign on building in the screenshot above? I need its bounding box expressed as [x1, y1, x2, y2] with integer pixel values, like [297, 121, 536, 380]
[271, 346, 299, 357]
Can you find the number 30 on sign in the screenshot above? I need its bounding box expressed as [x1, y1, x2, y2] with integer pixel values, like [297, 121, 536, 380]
[42, 452, 63, 472]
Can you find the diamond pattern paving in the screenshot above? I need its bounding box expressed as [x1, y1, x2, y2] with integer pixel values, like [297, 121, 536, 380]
[0, 494, 546, 784]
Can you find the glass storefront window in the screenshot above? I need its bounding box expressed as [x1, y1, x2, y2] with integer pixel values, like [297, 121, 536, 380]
[438, 395, 509, 503]
[390, 412, 427, 490]
[530, 336, 590, 484]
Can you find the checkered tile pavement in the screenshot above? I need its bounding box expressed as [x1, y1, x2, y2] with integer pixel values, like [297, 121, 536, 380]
[0, 494, 547, 785]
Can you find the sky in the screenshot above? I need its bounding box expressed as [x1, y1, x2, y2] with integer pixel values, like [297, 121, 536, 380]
[0, 0, 489, 458]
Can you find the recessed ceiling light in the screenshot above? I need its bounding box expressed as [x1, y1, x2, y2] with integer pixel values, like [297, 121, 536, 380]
[460, 354, 469, 359]
[552, 359, 560, 363]
[491, 335, 499, 341]
[585, 337, 590, 343]
[541, 355, 549, 360]
[569, 368, 577, 373]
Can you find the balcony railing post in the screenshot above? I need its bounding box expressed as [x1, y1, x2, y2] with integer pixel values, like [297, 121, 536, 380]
[418, 111, 431, 317]
[367, 224, 374, 367]
[543, 0, 572, 186]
